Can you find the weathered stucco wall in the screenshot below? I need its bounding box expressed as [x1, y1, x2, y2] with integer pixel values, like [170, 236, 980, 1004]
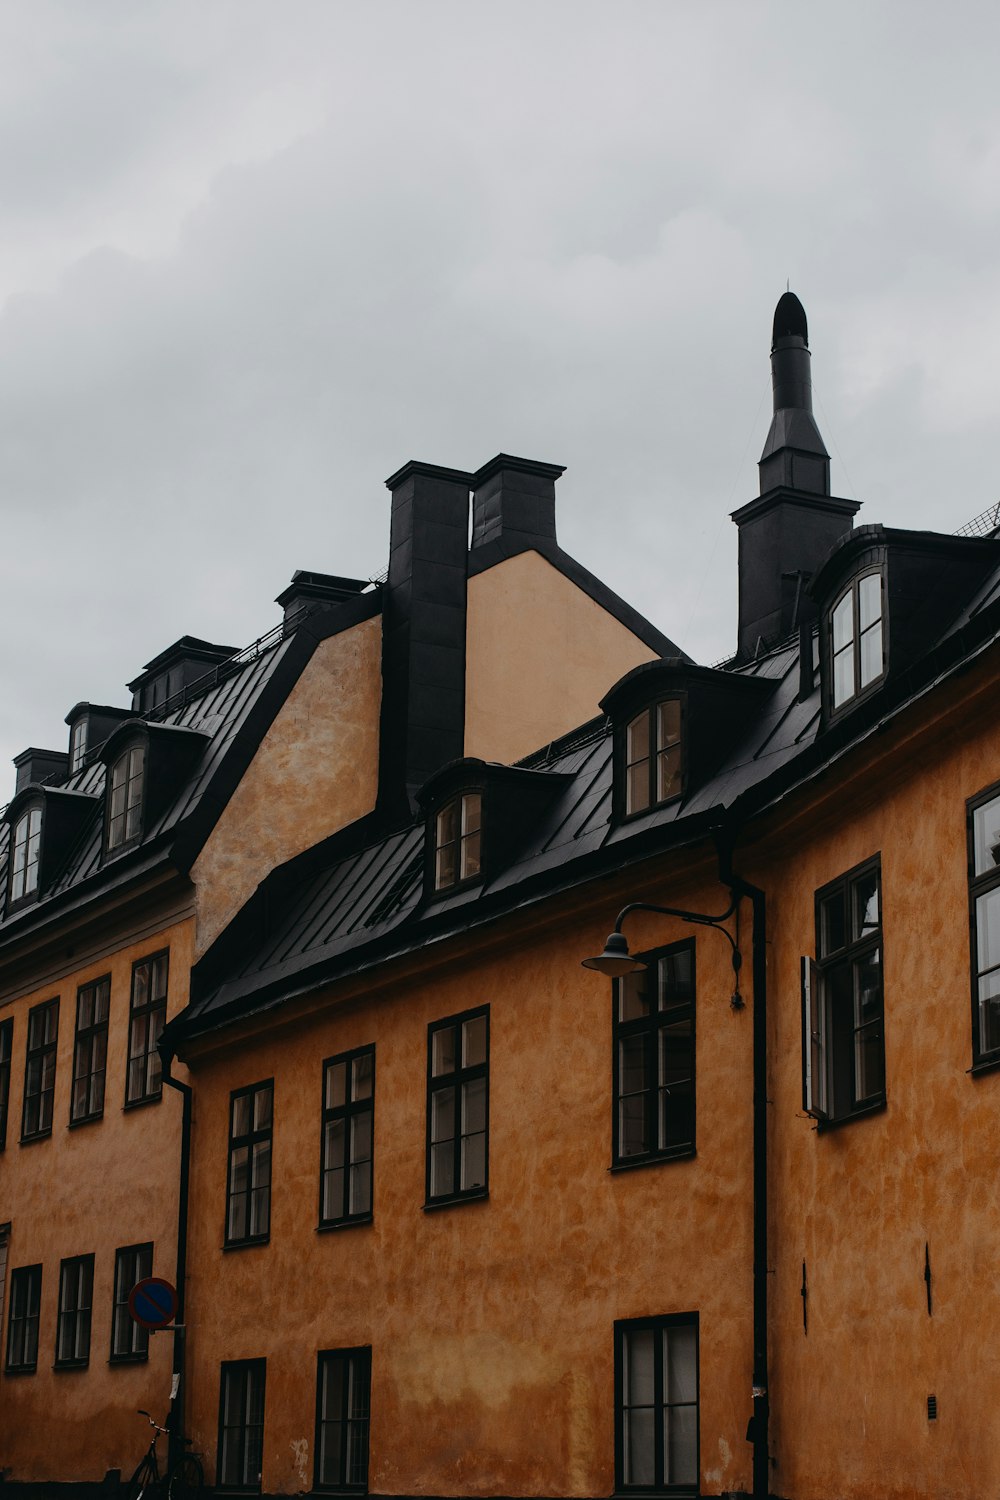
[182, 871, 756, 1498]
[464, 552, 658, 764]
[0, 916, 194, 1483]
[191, 616, 382, 953]
[758, 662, 1000, 1500]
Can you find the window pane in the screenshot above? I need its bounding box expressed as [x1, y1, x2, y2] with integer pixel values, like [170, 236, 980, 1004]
[462, 1076, 486, 1135]
[657, 699, 680, 750]
[664, 1324, 697, 1403]
[351, 1053, 373, 1102]
[819, 891, 846, 957]
[232, 1094, 252, 1137]
[430, 1141, 454, 1198]
[431, 1087, 455, 1144]
[659, 948, 693, 1006]
[852, 871, 880, 939]
[664, 1403, 698, 1486]
[350, 1111, 372, 1165]
[619, 971, 651, 1022]
[656, 744, 681, 803]
[435, 843, 457, 889]
[625, 1328, 655, 1405]
[619, 1094, 647, 1158]
[461, 1130, 486, 1190]
[627, 760, 650, 816]
[858, 572, 881, 630]
[973, 794, 1000, 877]
[832, 591, 854, 651]
[859, 620, 883, 688]
[324, 1165, 345, 1222]
[326, 1061, 347, 1110]
[253, 1086, 272, 1132]
[625, 1409, 655, 1487]
[349, 1161, 372, 1216]
[436, 801, 458, 848]
[460, 829, 481, 881]
[833, 644, 854, 707]
[462, 1015, 487, 1068]
[619, 1035, 647, 1097]
[431, 1026, 456, 1078]
[626, 712, 650, 764]
[978, 969, 1000, 1055]
[977, 887, 1000, 973]
[461, 793, 481, 837]
[325, 1118, 346, 1170]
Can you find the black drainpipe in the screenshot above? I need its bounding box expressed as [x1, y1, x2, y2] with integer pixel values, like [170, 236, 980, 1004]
[716, 835, 769, 1500]
[159, 1043, 192, 1475]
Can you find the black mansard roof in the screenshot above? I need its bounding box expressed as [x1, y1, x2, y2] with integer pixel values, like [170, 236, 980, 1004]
[0, 592, 380, 949]
[174, 523, 1000, 1047]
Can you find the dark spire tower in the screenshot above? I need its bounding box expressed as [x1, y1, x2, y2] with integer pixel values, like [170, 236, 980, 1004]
[731, 291, 859, 658]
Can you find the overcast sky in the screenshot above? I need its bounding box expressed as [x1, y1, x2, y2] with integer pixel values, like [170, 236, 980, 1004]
[3, 0, 1000, 786]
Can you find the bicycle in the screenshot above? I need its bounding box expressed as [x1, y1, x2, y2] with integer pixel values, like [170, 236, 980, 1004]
[126, 1409, 204, 1500]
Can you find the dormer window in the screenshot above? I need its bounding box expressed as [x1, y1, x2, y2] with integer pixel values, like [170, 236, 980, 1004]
[68, 719, 87, 775]
[434, 793, 482, 892]
[830, 571, 884, 711]
[625, 700, 681, 816]
[9, 807, 42, 904]
[107, 745, 145, 852]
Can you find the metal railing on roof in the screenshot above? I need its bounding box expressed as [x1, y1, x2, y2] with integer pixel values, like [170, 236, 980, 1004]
[955, 502, 1000, 539]
[142, 604, 313, 724]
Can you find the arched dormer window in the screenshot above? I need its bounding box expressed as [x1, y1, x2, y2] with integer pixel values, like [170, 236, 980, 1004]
[625, 700, 682, 817]
[9, 805, 42, 905]
[434, 792, 482, 893]
[106, 744, 145, 853]
[830, 570, 884, 712]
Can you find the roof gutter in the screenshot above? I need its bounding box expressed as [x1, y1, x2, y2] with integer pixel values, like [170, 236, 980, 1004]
[158, 1043, 192, 1475]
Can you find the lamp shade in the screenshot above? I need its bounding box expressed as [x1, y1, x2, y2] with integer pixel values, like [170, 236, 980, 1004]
[581, 932, 648, 976]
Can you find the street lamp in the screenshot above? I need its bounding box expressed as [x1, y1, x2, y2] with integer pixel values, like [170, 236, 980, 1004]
[582, 899, 743, 1006]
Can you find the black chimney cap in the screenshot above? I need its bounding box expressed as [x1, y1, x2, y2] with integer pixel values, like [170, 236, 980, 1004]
[772, 292, 808, 348]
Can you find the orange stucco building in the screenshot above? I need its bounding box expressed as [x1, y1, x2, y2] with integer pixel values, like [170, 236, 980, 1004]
[4, 294, 1000, 1500]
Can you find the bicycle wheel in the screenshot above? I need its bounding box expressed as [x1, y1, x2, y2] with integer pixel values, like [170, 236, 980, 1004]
[127, 1455, 159, 1500]
[167, 1453, 204, 1500]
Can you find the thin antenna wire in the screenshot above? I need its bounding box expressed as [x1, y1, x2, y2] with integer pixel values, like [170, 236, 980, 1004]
[680, 374, 770, 651]
[814, 385, 862, 504]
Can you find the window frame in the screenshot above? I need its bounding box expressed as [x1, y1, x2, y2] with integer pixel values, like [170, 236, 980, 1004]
[21, 996, 59, 1143]
[826, 567, 886, 716]
[802, 855, 886, 1127]
[966, 779, 1000, 1071]
[105, 740, 146, 856]
[0, 1017, 13, 1151]
[319, 1046, 375, 1230]
[424, 1005, 489, 1209]
[68, 717, 87, 775]
[225, 1079, 274, 1249]
[618, 697, 684, 822]
[124, 950, 168, 1108]
[431, 791, 484, 895]
[7, 803, 43, 910]
[110, 1241, 152, 1363]
[314, 1346, 372, 1493]
[614, 1312, 700, 1495]
[70, 975, 111, 1126]
[5, 1264, 43, 1375]
[55, 1253, 94, 1370]
[217, 1357, 267, 1493]
[612, 940, 696, 1170]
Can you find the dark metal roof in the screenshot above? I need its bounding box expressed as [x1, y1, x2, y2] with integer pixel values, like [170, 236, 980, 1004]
[175, 531, 1000, 1045]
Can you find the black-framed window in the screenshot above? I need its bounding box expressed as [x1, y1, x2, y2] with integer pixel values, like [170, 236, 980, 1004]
[55, 1254, 94, 1368]
[426, 1007, 488, 1205]
[21, 997, 58, 1141]
[71, 976, 110, 1124]
[106, 743, 145, 853]
[226, 1081, 273, 1246]
[8, 805, 42, 906]
[614, 942, 695, 1166]
[6, 1264, 42, 1374]
[829, 571, 884, 711]
[315, 1348, 371, 1491]
[218, 1358, 266, 1492]
[320, 1047, 374, 1228]
[433, 793, 482, 893]
[624, 700, 682, 817]
[802, 857, 884, 1124]
[110, 1241, 152, 1361]
[0, 1017, 12, 1150]
[125, 951, 168, 1106]
[69, 719, 87, 775]
[615, 1313, 699, 1493]
[968, 782, 1000, 1068]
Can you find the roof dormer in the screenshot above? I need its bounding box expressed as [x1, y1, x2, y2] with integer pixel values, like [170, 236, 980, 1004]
[99, 720, 210, 858]
[128, 637, 239, 715]
[4, 784, 99, 911]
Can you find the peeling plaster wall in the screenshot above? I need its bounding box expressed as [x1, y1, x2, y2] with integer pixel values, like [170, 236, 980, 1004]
[465, 553, 658, 764]
[191, 616, 382, 953]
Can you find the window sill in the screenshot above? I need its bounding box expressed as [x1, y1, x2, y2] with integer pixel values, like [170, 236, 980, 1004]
[422, 1188, 488, 1213]
[223, 1235, 271, 1252]
[53, 1359, 89, 1372]
[317, 1215, 374, 1234]
[123, 1092, 163, 1113]
[815, 1097, 886, 1132]
[609, 1147, 696, 1174]
[3, 1365, 37, 1377]
[68, 1112, 104, 1130]
[968, 1055, 1000, 1078]
[19, 1129, 52, 1146]
[109, 1351, 149, 1366]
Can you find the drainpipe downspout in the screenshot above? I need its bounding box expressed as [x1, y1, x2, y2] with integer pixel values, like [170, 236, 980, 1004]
[716, 834, 770, 1500]
[159, 1043, 192, 1476]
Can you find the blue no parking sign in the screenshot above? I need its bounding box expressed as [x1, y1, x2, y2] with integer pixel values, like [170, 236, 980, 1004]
[128, 1276, 178, 1331]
